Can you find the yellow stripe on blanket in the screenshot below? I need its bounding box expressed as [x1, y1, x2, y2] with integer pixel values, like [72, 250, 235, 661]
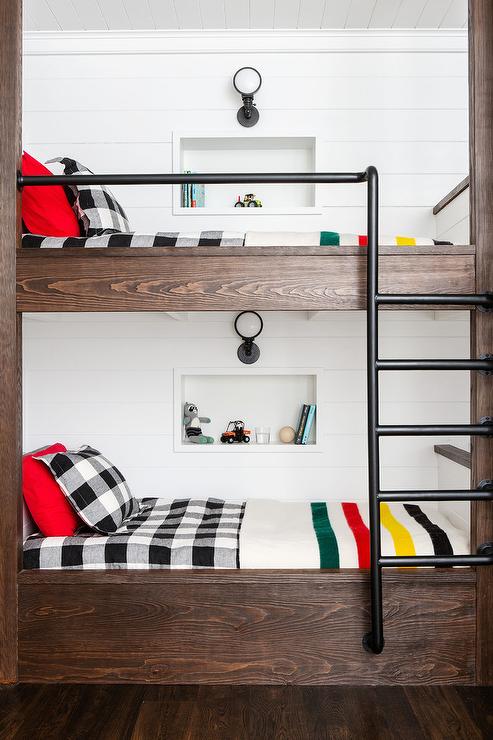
[380, 503, 416, 556]
[395, 236, 417, 246]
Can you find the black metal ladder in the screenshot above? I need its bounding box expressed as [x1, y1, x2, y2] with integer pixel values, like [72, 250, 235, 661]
[364, 165, 493, 655]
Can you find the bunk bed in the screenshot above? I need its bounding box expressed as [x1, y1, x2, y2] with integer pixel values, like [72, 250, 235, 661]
[1, 0, 493, 687]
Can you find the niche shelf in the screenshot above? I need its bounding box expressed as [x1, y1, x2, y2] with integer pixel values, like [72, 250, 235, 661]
[172, 133, 320, 215]
[173, 367, 322, 453]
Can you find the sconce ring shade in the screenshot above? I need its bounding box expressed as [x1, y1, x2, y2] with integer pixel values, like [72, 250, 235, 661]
[233, 67, 262, 127]
[234, 311, 263, 364]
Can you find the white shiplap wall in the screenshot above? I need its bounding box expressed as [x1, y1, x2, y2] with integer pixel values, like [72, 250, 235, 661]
[22, 30, 470, 509]
[23, 311, 470, 503]
[22, 30, 469, 236]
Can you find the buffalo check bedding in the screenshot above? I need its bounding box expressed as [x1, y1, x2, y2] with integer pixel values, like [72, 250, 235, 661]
[23, 499, 468, 570]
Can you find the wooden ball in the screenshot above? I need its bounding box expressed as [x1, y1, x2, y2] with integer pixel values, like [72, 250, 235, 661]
[279, 426, 295, 444]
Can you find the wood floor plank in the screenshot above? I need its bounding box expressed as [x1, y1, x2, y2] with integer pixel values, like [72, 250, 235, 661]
[131, 686, 198, 740]
[405, 687, 483, 740]
[454, 687, 493, 739]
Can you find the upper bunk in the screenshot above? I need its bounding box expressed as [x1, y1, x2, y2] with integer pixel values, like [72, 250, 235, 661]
[16, 168, 476, 313]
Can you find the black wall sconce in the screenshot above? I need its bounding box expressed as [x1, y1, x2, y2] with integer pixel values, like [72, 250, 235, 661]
[235, 311, 263, 364]
[233, 67, 262, 127]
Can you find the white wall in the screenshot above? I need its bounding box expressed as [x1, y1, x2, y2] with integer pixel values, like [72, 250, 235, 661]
[23, 310, 470, 504]
[21, 29, 471, 512]
[22, 29, 469, 237]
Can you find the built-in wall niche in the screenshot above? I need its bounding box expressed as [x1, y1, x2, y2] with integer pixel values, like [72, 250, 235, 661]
[173, 368, 322, 453]
[172, 133, 319, 215]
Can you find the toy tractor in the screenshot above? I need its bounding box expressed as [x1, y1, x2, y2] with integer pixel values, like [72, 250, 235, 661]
[220, 420, 251, 444]
[234, 193, 263, 208]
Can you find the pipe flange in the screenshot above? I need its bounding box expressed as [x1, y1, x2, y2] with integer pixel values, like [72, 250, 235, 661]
[479, 354, 493, 375]
[477, 480, 493, 491]
[477, 542, 493, 556]
[478, 293, 493, 312]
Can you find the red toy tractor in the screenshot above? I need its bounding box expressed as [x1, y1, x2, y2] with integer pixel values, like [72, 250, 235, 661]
[220, 420, 251, 444]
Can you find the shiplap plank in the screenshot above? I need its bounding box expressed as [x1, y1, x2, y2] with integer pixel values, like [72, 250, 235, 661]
[98, 0, 130, 30]
[24, 107, 467, 143]
[72, 0, 108, 30]
[148, 0, 178, 29]
[174, 0, 202, 30]
[346, 0, 378, 29]
[440, 0, 467, 28]
[368, 0, 401, 28]
[321, 0, 352, 28]
[298, 0, 325, 28]
[122, 0, 155, 30]
[45, 0, 82, 30]
[393, 0, 428, 28]
[416, 0, 454, 28]
[23, 52, 467, 80]
[274, 0, 300, 28]
[224, 0, 249, 28]
[23, 75, 468, 112]
[200, 0, 226, 29]
[249, 0, 275, 28]
[24, 0, 60, 31]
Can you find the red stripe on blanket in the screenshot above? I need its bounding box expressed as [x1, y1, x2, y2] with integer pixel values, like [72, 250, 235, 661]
[342, 502, 370, 568]
[358, 235, 368, 247]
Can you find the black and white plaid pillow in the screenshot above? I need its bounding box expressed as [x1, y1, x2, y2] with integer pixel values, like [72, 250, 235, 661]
[34, 446, 140, 534]
[47, 157, 131, 237]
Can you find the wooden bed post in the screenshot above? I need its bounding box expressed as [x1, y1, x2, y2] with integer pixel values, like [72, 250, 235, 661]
[0, 0, 22, 685]
[469, 0, 493, 686]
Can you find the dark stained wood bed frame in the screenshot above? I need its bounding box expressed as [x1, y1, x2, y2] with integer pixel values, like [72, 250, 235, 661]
[1, 0, 492, 686]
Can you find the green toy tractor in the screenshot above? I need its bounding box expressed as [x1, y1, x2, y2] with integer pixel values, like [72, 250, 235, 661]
[234, 194, 263, 208]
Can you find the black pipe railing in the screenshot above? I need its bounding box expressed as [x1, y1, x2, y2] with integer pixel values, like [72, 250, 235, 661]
[17, 171, 367, 188]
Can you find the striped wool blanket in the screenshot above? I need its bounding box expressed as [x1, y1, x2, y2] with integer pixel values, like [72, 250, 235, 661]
[243, 232, 447, 247]
[239, 500, 468, 568]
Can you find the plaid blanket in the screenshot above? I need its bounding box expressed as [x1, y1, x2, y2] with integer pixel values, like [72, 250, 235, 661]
[21, 231, 245, 248]
[23, 498, 245, 569]
[22, 231, 450, 249]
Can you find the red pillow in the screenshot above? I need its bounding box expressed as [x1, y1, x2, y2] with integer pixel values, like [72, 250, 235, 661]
[21, 152, 80, 237]
[23, 442, 82, 536]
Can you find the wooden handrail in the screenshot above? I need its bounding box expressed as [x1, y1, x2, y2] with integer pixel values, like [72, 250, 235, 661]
[433, 177, 470, 215]
[434, 444, 471, 469]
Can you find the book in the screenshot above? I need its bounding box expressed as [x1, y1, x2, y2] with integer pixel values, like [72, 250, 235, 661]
[181, 173, 205, 208]
[295, 404, 310, 445]
[301, 404, 316, 445]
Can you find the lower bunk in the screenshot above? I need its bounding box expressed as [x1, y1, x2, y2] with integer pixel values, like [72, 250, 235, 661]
[19, 498, 476, 685]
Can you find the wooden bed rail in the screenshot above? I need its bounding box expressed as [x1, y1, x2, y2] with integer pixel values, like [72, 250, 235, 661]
[16, 245, 476, 313]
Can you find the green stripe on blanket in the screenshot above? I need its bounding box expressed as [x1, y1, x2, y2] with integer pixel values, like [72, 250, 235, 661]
[319, 231, 340, 246]
[311, 502, 340, 567]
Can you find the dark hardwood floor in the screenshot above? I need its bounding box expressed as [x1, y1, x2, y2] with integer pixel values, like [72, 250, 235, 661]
[0, 685, 492, 739]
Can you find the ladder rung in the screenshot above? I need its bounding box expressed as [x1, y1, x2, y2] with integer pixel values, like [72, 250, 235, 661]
[376, 423, 493, 436]
[375, 293, 493, 307]
[378, 489, 493, 502]
[376, 359, 493, 371]
[379, 553, 493, 567]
